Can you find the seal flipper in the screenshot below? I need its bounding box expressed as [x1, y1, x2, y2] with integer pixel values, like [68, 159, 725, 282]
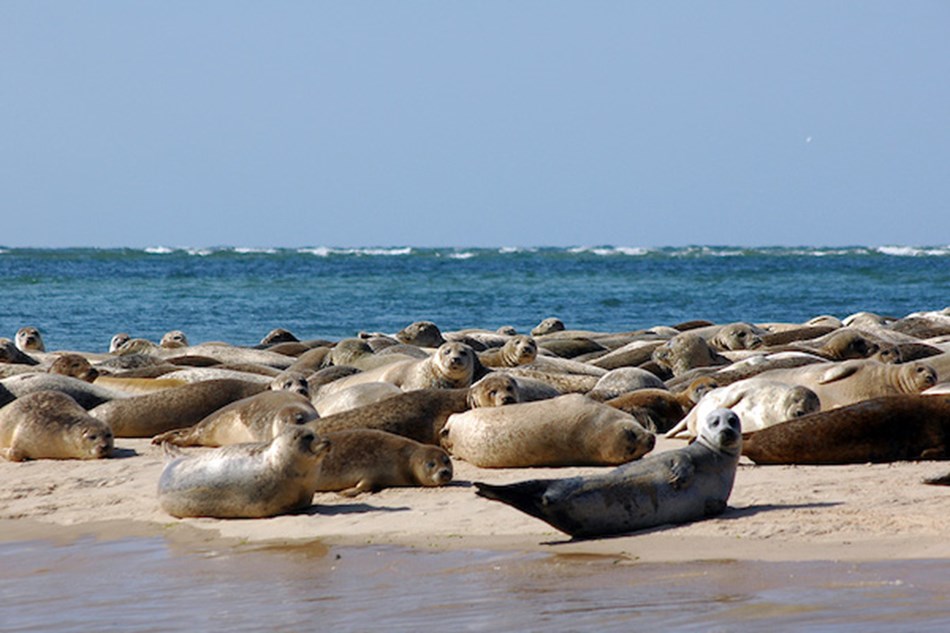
[474, 479, 558, 524]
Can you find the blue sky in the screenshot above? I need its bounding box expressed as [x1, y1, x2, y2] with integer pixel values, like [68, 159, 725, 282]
[3, 2, 949, 248]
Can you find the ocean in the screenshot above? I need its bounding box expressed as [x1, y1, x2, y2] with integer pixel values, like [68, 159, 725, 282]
[2, 245, 948, 351]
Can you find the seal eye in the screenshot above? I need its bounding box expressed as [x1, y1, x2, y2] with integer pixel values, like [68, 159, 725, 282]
[426, 460, 436, 470]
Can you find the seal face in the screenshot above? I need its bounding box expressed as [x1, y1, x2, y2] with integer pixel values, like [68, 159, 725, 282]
[157, 425, 330, 518]
[0, 391, 114, 461]
[15, 327, 45, 353]
[160, 330, 189, 349]
[474, 408, 742, 539]
[48, 353, 100, 383]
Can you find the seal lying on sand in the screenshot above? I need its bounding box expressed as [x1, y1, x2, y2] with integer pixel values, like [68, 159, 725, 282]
[742, 394, 950, 465]
[474, 408, 742, 539]
[157, 425, 330, 518]
[150, 390, 318, 447]
[314, 429, 453, 496]
[0, 391, 114, 461]
[442, 394, 655, 468]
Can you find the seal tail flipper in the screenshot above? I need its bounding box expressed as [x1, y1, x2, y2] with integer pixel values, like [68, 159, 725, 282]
[160, 440, 184, 461]
[473, 479, 554, 523]
[923, 472, 950, 486]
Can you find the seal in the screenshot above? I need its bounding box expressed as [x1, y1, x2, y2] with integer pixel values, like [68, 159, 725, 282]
[742, 394, 950, 464]
[396, 321, 446, 348]
[0, 338, 39, 366]
[314, 429, 453, 496]
[321, 341, 478, 394]
[478, 335, 538, 368]
[586, 367, 667, 401]
[269, 370, 310, 398]
[605, 388, 694, 433]
[48, 353, 100, 383]
[157, 425, 330, 519]
[308, 374, 520, 445]
[755, 358, 937, 409]
[15, 326, 46, 353]
[531, 317, 565, 337]
[89, 378, 267, 437]
[652, 333, 730, 377]
[666, 380, 820, 438]
[0, 390, 114, 461]
[440, 394, 655, 468]
[151, 390, 319, 447]
[160, 330, 189, 349]
[109, 333, 131, 353]
[707, 322, 766, 351]
[1, 372, 124, 409]
[473, 408, 742, 539]
[313, 382, 403, 416]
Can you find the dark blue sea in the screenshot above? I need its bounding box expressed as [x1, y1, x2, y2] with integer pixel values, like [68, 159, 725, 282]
[2, 245, 948, 352]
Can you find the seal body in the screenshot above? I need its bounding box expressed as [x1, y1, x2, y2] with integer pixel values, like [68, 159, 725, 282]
[315, 429, 453, 496]
[90, 378, 266, 437]
[441, 394, 655, 468]
[742, 395, 950, 464]
[157, 426, 330, 518]
[474, 408, 742, 538]
[666, 380, 819, 438]
[308, 375, 518, 445]
[0, 391, 114, 461]
[151, 390, 318, 447]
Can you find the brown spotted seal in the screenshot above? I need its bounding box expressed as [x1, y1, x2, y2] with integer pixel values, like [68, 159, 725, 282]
[157, 425, 330, 518]
[742, 394, 950, 464]
[89, 378, 267, 437]
[0, 390, 114, 461]
[441, 394, 655, 468]
[474, 408, 742, 539]
[314, 429, 453, 496]
[478, 335, 538, 368]
[308, 373, 520, 445]
[151, 390, 319, 447]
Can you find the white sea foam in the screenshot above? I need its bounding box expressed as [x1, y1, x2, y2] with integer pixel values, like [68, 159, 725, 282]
[144, 246, 174, 254]
[876, 245, 949, 257]
[448, 251, 475, 260]
[233, 247, 278, 255]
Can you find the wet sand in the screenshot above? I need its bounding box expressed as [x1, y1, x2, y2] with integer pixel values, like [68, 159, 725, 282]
[2, 436, 949, 563]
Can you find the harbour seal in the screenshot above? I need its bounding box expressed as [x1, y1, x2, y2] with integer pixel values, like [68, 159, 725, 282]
[756, 358, 937, 409]
[160, 330, 189, 349]
[1, 372, 125, 409]
[15, 326, 46, 352]
[666, 380, 820, 438]
[531, 317, 565, 336]
[396, 320, 446, 348]
[474, 408, 742, 539]
[320, 341, 478, 394]
[478, 335, 538, 368]
[652, 333, 730, 377]
[157, 425, 330, 519]
[742, 395, 950, 464]
[150, 390, 319, 447]
[89, 378, 266, 437]
[0, 391, 114, 461]
[0, 338, 39, 366]
[440, 394, 655, 468]
[313, 382, 403, 416]
[308, 374, 520, 445]
[48, 353, 100, 383]
[586, 367, 667, 401]
[314, 429, 453, 496]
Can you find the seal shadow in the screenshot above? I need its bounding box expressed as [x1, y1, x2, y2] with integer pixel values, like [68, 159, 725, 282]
[539, 502, 844, 545]
[303, 503, 412, 517]
[108, 447, 139, 459]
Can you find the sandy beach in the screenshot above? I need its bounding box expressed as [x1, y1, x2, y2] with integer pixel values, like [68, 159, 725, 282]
[3, 434, 948, 563]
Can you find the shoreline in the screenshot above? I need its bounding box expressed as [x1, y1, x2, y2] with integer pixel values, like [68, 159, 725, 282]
[3, 437, 948, 564]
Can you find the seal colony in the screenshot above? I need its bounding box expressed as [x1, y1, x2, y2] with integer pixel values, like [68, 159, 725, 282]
[1, 306, 949, 537]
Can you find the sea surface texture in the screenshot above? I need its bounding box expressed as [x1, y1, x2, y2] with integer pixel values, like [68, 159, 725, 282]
[2, 245, 948, 350]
